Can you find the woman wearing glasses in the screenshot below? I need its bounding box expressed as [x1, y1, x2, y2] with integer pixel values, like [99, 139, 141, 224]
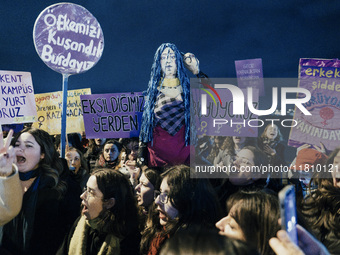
[57, 169, 140, 255]
[140, 165, 221, 255]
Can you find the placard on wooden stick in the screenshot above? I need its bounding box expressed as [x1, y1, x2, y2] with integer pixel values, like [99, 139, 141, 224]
[33, 3, 104, 157]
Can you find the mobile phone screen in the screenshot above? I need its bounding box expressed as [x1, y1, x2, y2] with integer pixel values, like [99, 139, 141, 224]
[279, 185, 298, 245]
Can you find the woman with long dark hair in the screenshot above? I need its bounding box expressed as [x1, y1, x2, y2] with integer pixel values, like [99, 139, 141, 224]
[216, 190, 280, 255]
[58, 169, 140, 254]
[135, 167, 162, 231]
[95, 139, 122, 170]
[140, 165, 221, 255]
[0, 127, 67, 254]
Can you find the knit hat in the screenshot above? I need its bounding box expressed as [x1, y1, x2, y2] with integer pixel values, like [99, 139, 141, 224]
[291, 148, 328, 171]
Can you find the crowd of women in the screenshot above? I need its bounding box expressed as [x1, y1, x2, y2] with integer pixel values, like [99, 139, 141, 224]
[0, 123, 338, 255]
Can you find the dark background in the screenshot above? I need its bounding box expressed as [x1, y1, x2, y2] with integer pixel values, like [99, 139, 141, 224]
[1, 1, 340, 94]
[1, 0, 340, 161]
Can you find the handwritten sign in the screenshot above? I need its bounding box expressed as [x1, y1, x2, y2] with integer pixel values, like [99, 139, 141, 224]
[288, 58, 340, 151]
[191, 86, 258, 137]
[33, 3, 104, 74]
[0, 71, 37, 124]
[32, 88, 91, 134]
[235, 58, 264, 96]
[81, 92, 144, 138]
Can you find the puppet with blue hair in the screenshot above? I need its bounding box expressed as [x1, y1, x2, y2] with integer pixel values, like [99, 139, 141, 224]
[139, 43, 200, 167]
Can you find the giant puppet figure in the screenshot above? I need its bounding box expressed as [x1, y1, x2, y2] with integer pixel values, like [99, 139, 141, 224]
[139, 43, 200, 167]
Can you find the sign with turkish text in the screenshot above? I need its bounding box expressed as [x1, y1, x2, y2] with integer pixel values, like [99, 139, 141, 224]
[33, 3, 104, 74]
[81, 92, 144, 138]
[288, 58, 340, 151]
[235, 58, 264, 96]
[32, 88, 91, 134]
[0, 71, 37, 124]
[191, 79, 259, 137]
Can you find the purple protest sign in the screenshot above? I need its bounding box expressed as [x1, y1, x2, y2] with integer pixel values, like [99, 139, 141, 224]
[33, 3, 104, 74]
[191, 83, 259, 137]
[235, 58, 264, 96]
[81, 92, 144, 139]
[288, 58, 340, 151]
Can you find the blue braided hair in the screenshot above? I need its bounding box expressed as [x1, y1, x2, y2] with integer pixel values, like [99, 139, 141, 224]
[140, 43, 191, 145]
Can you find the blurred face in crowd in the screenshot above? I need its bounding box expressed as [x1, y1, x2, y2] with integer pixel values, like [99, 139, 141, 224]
[135, 173, 155, 208]
[103, 143, 119, 162]
[127, 140, 139, 160]
[80, 176, 104, 220]
[120, 151, 127, 165]
[216, 205, 245, 241]
[233, 136, 246, 146]
[298, 170, 313, 186]
[266, 125, 278, 141]
[95, 138, 105, 146]
[332, 150, 340, 188]
[214, 137, 224, 149]
[229, 149, 257, 186]
[14, 132, 44, 172]
[155, 177, 178, 226]
[65, 150, 81, 173]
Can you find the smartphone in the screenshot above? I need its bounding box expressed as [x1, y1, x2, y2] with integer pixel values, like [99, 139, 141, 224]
[279, 185, 298, 245]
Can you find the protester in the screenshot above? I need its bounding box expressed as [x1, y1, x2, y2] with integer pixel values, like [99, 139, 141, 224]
[214, 145, 274, 211]
[135, 167, 162, 230]
[0, 130, 23, 226]
[95, 139, 122, 169]
[140, 165, 221, 255]
[258, 124, 286, 166]
[160, 225, 260, 255]
[65, 147, 90, 190]
[206, 136, 225, 165]
[269, 224, 330, 255]
[301, 147, 340, 254]
[57, 168, 140, 255]
[214, 136, 256, 168]
[289, 146, 328, 206]
[216, 190, 280, 255]
[0, 127, 67, 254]
[84, 138, 106, 170]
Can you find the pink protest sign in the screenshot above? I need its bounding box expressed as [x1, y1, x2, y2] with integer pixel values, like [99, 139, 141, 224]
[33, 3, 104, 74]
[288, 58, 340, 151]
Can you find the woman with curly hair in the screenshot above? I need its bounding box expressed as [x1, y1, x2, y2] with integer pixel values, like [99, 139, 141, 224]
[0, 127, 67, 254]
[58, 169, 140, 255]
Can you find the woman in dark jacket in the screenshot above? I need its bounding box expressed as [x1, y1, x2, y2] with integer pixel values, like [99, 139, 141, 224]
[0, 127, 68, 255]
[57, 169, 140, 255]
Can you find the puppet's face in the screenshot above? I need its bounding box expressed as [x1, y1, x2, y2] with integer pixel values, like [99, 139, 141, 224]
[161, 47, 177, 79]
